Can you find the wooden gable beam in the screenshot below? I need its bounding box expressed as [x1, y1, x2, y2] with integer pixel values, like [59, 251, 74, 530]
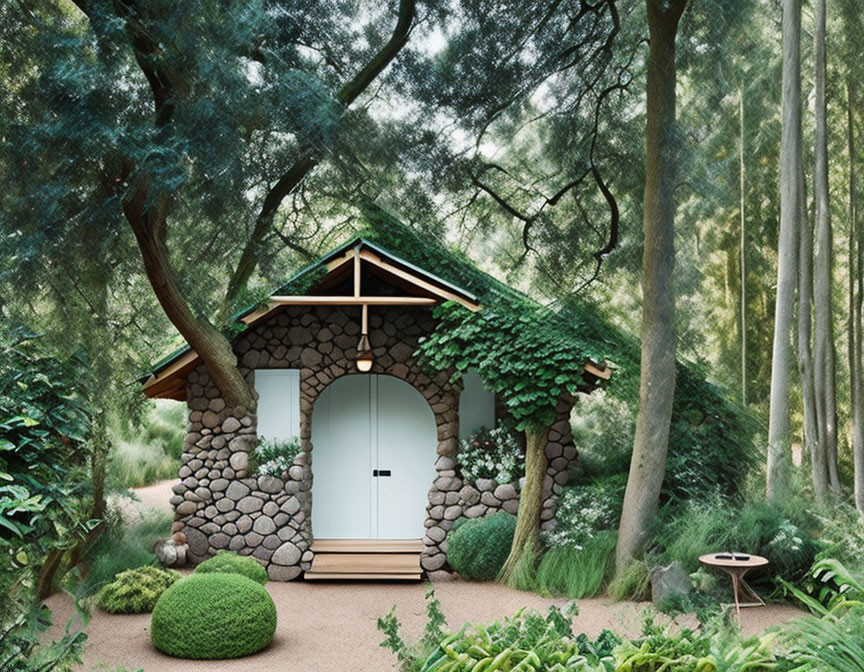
[357, 249, 480, 311]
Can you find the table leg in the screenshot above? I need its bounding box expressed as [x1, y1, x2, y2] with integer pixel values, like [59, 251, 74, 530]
[731, 570, 741, 618]
[737, 570, 766, 607]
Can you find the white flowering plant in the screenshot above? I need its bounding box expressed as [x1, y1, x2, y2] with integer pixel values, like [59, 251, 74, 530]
[541, 476, 625, 550]
[458, 426, 524, 485]
[250, 436, 302, 477]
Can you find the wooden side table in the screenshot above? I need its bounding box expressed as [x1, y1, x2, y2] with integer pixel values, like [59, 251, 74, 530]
[699, 553, 769, 617]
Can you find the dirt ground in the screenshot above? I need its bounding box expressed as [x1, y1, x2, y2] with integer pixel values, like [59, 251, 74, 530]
[43, 481, 806, 672]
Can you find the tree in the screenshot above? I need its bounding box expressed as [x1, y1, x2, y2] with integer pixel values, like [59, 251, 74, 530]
[615, 0, 689, 573]
[5, 1, 419, 410]
[812, 0, 840, 495]
[222, 0, 417, 313]
[766, 0, 802, 500]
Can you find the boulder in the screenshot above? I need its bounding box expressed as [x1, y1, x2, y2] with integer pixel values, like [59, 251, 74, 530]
[651, 561, 692, 609]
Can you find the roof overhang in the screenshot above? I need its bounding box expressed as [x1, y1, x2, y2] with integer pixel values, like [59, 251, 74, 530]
[140, 238, 481, 400]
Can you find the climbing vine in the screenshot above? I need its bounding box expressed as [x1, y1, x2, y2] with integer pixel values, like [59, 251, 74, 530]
[418, 300, 602, 428]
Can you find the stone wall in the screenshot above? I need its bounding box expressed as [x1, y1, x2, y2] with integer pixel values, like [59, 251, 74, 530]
[420, 395, 577, 572]
[171, 304, 578, 579]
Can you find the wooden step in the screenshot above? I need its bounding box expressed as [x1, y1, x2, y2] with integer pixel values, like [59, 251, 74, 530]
[310, 538, 424, 554]
[304, 572, 422, 581]
[310, 552, 421, 574]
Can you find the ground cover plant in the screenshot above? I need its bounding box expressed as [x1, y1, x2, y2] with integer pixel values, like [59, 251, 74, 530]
[379, 591, 785, 672]
[446, 512, 516, 581]
[96, 565, 180, 614]
[150, 573, 277, 659]
[195, 550, 269, 585]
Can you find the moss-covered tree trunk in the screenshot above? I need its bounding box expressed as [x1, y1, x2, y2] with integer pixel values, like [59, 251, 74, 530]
[499, 424, 549, 584]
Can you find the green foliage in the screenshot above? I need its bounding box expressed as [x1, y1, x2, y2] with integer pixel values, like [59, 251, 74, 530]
[150, 574, 277, 659]
[0, 325, 98, 645]
[249, 436, 302, 477]
[534, 531, 617, 599]
[651, 498, 820, 585]
[544, 476, 626, 549]
[0, 327, 94, 549]
[96, 565, 180, 614]
[608, 559, 651, 602]
[380, 598, 620, 672]
[419, 299, 596, 429]
[0, 599, 90, 672]
[613, 616, 779, 672]
[108, 401, 184, 488]
[82, 509, 173, 594]
[195, 550, 268, 585]
[782, 605, 864, 672]
[779, 559, 864, 672]
[447, 512, 516, 581]
[378, 586, 449, 672]
[458, 426, 524, 485]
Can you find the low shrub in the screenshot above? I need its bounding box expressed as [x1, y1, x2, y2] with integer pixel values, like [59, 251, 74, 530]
[446, 512, 516, 581]
[195, 551, 268, 585]
[151, 574, 276, 659]
[96, 565, 180, 614]
[534, 531, 617, 599]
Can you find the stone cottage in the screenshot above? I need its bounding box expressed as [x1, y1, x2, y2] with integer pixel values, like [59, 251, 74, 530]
[140, 225, 610, 580]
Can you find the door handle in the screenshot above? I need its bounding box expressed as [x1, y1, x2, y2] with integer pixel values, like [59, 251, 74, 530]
[373, 469, 392, 477]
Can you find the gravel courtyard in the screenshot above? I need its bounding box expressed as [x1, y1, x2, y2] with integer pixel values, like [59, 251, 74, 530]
[43, 480, 805, 671]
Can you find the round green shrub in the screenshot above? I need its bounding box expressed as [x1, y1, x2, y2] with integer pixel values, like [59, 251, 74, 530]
[96, 565, 181, 614]
[151, 574, 276, 659]
[195, 550, 269, 585]
[447, 512, 516, 581]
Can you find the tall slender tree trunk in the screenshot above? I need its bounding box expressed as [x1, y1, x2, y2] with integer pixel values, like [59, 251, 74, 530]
[615, 0, 687, 573]
[798, 162, 824, 499]
[848, 82, 864, 515]
[499, 425, 549, 583]
[740, 86, 748, 406]
[813, 0, 840, 495]
[767, 0, 802, 500]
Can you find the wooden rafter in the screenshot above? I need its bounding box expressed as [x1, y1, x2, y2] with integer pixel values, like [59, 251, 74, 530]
[358, 249, 480, 311]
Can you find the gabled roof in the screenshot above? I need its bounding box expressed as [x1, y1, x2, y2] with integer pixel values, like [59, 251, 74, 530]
[139, 202, 618, 401]
[139, 225, 486, 399]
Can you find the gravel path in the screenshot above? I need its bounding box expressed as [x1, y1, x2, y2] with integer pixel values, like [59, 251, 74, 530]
[43, 481, 806, 671]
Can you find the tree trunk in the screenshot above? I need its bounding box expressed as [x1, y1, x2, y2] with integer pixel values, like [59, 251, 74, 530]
[740, 86, 748, 406]
[123, 180, 253, 409]
[798, 162, 824, 499]
[848, 81, 864, 515]
[813, 0, 840, 495]
[767, 0, 802, 500]
[499, 424, 549, 584]
[615, 0, 687, 573]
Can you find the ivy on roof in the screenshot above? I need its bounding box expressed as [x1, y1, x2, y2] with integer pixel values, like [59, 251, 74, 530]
[357, 204, 759, 501]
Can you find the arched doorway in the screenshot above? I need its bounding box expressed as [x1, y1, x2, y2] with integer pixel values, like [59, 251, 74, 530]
[311, 374, 437, 539]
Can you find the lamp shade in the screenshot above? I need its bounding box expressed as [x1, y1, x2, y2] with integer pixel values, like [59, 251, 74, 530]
[355, 334, 373, 372]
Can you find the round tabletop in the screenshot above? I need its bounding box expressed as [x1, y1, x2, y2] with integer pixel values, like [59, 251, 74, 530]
[699, 552, 769, 570]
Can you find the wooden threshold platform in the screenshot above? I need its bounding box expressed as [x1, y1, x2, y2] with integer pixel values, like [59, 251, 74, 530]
[305, 539, 423, 581]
